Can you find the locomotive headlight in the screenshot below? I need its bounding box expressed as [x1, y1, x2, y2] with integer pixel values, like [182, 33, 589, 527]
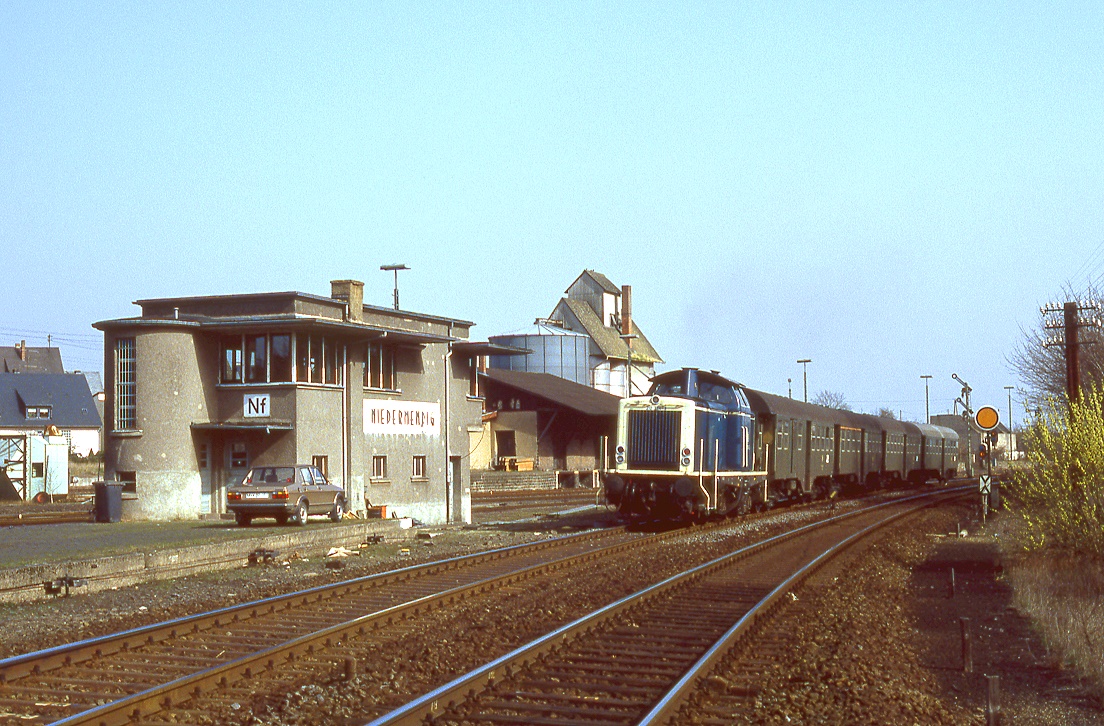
[682, 447, 691, 456]
[616, 454, 625, 464]
[616, 445, 625, 454]
[681, 456, 691, 466]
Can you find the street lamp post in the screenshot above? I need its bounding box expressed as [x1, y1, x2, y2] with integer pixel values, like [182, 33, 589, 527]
[797, 359, 811, 403]
[1005, 385, 1015, 462]
[620, 334, 638, 397]
[380, 264, 409, 310]
[921, 375, 932, 424]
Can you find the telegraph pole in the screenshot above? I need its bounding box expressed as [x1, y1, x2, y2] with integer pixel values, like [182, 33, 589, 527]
[797, 359, 811, 403]
[1042, 299, 1100, 406]
[1004, 385, 1015, 461]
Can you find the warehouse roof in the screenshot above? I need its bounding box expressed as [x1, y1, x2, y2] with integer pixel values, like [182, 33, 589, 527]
[482, 369, 620, 417]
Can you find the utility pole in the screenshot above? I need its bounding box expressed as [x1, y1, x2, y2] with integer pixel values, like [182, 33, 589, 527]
[921, 375, 932, 424]
[1004, 385, 1015, 462]
[797, 359, 811, 403]
[788, 378, 792, 398]
[1042, 299, 1100, 406]
[380, 264, 409, 311]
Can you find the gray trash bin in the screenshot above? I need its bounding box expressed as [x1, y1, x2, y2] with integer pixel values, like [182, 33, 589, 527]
[94, 482, 123, 523]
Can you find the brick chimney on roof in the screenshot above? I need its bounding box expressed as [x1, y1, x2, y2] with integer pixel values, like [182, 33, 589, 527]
[18, 340, 26, 361]
[331, 280, 365, 323]
[620, 286, 632, 336]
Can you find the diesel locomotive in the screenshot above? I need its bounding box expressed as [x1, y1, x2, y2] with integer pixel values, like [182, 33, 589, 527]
[602, 368, 959, 520]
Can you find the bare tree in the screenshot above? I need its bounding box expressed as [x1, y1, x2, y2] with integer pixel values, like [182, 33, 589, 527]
[1007, 283, 1104, 413]
[877, 407, 897, 420]
[811, 390, 852, 411]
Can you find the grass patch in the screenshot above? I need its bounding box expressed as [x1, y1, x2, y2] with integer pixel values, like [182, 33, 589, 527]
[1007, 548, 1104, 702]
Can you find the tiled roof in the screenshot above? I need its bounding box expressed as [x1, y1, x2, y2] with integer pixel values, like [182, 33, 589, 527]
[482, 369, 620, 416]
[0, 346, 64, 374]
[557, 298, 663, 364]
[0, 373, 102, 428]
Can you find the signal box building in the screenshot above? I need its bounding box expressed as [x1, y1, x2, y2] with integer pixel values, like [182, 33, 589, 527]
[94, 280, 502, 524]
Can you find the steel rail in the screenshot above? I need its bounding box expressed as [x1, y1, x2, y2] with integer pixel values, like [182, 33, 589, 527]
[637, 488, 969, 724]
[0, 526, 627, 684]
[364, 485, 969, 726]
[45, 522, 702, 726]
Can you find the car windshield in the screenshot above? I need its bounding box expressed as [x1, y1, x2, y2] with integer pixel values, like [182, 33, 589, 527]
[243, 467, 296, 485]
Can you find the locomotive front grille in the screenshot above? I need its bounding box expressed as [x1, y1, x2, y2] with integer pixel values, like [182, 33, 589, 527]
[627, 409, 682, 470]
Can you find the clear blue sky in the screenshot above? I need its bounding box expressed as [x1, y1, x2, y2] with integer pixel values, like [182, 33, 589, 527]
[3, 3, 1102, 428]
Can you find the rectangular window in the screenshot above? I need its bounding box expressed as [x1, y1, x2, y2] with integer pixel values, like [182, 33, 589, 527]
[198, 443, 209, 469]
[117, 470, 137, 495]
[31, 462, 44, 478]
[230, 443, 248, 469]
[296, 333, 310, 382]
[114, 337, 137, 430]
[324, 339, 342, 385]
[366, 342, 396, 390]
[271, 334, 293, 382]
[310, 335, 323, 384]
[412, 455, 427, 479]
[245, 335, 267, 383]
[220, 336, 243, 383]
[469, 356, 485, 397]
[371, 455, 387, 480]
[312, 455, 328, 478]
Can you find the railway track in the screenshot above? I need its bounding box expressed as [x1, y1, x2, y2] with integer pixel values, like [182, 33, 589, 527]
[0, 509, 92, 527]
[367, 487, 968, 726]
[0, 504, 818, 725]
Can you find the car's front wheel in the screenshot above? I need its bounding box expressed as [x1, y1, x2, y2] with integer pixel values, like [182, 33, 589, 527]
[293, 499, 308, 526]
[329, 497, 345, 523]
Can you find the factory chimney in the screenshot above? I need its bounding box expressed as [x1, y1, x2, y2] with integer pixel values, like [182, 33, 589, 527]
[620, 285, 632, 336]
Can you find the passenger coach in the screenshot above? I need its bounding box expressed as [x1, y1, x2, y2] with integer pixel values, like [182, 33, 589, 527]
[602, 368, 959, 520]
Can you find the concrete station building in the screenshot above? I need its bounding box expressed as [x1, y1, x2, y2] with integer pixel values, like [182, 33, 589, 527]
[94, 280, 511, 524]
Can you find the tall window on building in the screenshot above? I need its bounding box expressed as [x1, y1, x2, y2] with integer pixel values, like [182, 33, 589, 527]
[469, 355, 486, 398]
[221, 336, 243, 383]
[412, 455, 427, 480]
[114, 337, 137, 430]
[245, 335, 267, 383]
[324, 339, 343, 385]
[271, 334, 292, 382]
[366, 342, 396, 390]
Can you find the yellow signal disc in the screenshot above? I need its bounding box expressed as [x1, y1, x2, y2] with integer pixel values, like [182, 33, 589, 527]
[975, 406, 1000, 431]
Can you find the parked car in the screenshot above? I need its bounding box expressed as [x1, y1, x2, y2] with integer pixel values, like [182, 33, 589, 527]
[227, 465, 346, 526]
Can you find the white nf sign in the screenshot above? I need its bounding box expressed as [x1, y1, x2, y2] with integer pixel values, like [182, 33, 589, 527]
[244, 394, 270, 418]
[979, 475, 992, 495]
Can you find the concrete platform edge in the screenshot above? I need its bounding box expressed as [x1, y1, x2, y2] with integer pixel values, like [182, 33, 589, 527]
[0, 521, 406, 604]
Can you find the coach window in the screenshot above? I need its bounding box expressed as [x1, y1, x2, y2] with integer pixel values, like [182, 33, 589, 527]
[221, 336, 244, 383]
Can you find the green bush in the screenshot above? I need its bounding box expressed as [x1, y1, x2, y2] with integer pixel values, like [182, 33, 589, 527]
[1012, 386, 1104, 557]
